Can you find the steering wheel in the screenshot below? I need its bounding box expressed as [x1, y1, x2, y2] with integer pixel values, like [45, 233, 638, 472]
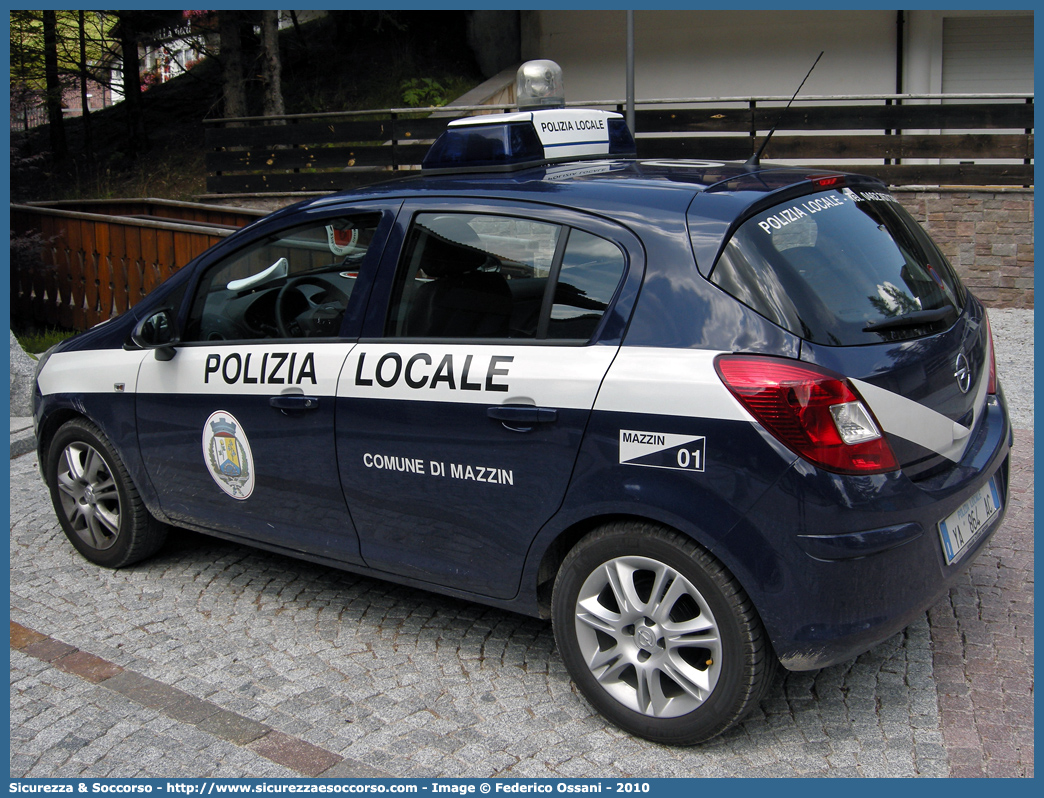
[275, 276, 350, 338]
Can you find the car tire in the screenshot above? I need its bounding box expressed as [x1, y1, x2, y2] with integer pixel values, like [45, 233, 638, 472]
[45, 418, 167, 568]
[552, 521, 776, 745]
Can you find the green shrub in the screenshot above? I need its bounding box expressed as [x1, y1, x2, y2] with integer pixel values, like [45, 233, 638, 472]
[401, 77, 448, 108]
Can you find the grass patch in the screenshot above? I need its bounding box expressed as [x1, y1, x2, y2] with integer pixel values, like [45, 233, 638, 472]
[63, 144, 208, 202]
[14, 327, 78, 356]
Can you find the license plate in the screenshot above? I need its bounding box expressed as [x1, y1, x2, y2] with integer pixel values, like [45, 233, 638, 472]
[938, 478, 1002, 565]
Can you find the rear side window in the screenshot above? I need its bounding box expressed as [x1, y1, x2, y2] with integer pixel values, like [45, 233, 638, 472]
[549, 230, 627, 339]
[386, 213, 626, 341]
[708, 189, 966, 345]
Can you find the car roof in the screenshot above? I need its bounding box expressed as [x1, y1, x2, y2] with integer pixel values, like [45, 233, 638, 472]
[290, 159, 883, 225]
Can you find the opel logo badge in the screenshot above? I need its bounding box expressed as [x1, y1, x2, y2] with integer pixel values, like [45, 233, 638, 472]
[954, 353, 972, 394]
[635, 627, 657, 651]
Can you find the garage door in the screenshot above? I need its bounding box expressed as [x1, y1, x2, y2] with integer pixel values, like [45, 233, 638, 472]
[942, 15, 1033, 94]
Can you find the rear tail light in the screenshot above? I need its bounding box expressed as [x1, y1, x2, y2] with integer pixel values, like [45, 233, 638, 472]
[984, 311, 998, 395]
[715, 355, 899, 475]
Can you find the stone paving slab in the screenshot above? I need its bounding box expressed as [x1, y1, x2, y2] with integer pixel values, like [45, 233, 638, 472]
[12, 621, 383, 778]
[52, 650, 124, 684]
[248, 730, 343, 777]
[9, 425, 1033, 778]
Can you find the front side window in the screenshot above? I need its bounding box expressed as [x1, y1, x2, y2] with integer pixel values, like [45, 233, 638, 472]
[184, 215, 380, 341]
[386, 213, 626, 341]
[706, 189, 966, 346]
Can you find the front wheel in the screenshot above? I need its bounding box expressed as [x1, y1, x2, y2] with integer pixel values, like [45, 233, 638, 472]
[45, 419, 167, 568]
[552, 522, 776, 745]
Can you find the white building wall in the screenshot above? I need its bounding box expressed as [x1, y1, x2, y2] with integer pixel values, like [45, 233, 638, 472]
[525, 10, 899, 102]
[525, 9, 1033, 103]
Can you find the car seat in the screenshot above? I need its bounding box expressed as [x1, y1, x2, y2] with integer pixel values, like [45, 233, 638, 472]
[404, 220, 512, 338]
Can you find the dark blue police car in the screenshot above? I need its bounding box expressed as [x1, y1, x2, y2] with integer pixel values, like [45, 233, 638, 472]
[34, 66, 1010, 745]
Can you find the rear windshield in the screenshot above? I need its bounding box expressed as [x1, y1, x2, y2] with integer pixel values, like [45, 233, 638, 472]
[707, 188, 966, 345]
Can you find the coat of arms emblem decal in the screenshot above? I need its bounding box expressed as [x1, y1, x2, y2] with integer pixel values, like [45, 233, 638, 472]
[326, 224, 359, 257]
[202, 411, 255, 499]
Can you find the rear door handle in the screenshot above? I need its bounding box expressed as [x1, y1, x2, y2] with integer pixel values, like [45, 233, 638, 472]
[487, 405, 557, 431]
[269, 395, 320, 411]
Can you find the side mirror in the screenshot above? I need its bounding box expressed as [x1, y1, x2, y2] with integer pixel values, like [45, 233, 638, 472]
[129, 309, 180, 361]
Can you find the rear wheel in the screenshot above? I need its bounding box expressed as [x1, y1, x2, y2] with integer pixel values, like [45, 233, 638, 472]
[46, 419, 167, 568]
[552, 521, 775, 745]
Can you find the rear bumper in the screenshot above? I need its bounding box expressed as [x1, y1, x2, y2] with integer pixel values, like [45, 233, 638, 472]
[739, 393, 1012, 671]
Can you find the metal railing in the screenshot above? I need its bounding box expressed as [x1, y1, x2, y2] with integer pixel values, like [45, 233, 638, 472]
[202, 93, 1033, 193]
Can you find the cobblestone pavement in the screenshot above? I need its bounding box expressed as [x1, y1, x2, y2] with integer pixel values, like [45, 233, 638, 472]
[929, 429, 1034, 777]
[9, 422, 1033, 779]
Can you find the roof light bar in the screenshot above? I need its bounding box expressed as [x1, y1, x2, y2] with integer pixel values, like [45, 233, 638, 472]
[423, 110, 636, 172]
[422, 60, 636, 173]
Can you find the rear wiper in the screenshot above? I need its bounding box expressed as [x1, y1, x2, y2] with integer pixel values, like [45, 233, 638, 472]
[862, 307, 951, 332]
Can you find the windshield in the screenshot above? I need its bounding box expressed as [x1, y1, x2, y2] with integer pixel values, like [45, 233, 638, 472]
[707, 188, 966, 345]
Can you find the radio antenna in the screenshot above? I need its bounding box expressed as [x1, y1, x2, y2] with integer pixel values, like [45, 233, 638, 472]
[746, 51, 824, 167]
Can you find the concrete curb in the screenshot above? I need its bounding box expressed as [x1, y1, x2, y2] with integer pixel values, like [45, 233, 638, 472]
[11, 416, 36, 460]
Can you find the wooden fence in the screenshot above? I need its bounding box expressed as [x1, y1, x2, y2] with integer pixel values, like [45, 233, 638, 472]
[10, 199, 267, 330]
[204, 94, 1033, 193]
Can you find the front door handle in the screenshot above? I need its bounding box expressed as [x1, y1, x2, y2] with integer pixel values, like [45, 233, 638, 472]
[487, 405, 557, 432]
[269, 395, 320, 412]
